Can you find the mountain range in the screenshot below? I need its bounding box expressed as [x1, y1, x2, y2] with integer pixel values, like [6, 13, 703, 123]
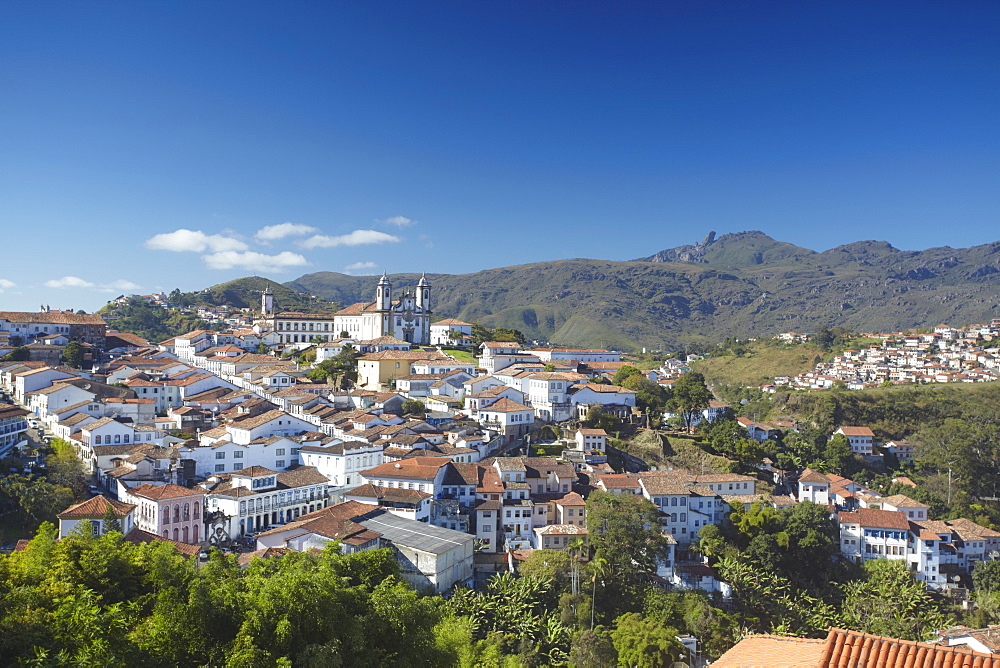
[257, 231, 1000, 351]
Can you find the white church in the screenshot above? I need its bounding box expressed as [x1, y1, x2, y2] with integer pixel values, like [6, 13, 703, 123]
[256, 273, 433, 346]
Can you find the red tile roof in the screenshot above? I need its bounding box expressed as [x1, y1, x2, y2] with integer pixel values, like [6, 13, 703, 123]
[819, 628, 1000, 667]
[838, 508, 910, 530]
[57, 495, 135, 519]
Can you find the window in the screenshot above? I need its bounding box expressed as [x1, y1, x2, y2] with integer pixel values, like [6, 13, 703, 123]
[234, 451, 243, 459]
[275, 460, 285, 468]
[215, 452, 226, 459]
[276, 448, 285, 456]
[215, 464, 225, 472]
[94, 435, 101, 445]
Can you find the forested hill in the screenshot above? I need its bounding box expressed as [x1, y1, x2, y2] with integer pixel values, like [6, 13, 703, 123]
[180, 277, 341, 313]
[285, 232, 1000, 351]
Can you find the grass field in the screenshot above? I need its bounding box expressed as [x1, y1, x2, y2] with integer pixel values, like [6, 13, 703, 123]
[692, 341, 823, 387]
[443, 348, 477, 364]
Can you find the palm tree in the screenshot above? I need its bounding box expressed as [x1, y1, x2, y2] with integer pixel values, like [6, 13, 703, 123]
[589, 556, 606, 630]
[567, 537, 588, 596]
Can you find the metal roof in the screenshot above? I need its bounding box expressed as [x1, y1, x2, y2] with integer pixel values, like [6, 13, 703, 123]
[359, 512, 471, 555]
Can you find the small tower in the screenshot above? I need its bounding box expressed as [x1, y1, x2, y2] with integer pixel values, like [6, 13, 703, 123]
[261, 287, 274, 316]
[376, 272, 392, 311]
[416, 272, 431, 313]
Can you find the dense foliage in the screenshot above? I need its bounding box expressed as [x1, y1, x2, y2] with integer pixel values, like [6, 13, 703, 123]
[102, 299, 212, 343]
[698, 501, 955, 640]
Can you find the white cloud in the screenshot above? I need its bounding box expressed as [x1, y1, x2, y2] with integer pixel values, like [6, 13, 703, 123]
[300, 229, 402, 250]
[202, 250, 309, 273]
[44, 276, 96, 289]
[145, 228, 248, 253]
[105, 280, 141, 291]
[345, 261, 379, 275]
[254, 222, 319, 243]
[0, 279, 15, 291]
[382, 215, 416, 228]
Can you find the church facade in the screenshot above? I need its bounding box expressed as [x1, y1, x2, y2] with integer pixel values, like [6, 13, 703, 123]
[257, 274, 433, 346]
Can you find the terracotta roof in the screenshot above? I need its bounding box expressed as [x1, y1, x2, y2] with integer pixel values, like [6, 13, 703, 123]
[232, 466, 278, 477]
[346, 483, 431, 504]
[799, 468, 830, 484]
[0, 311, 105, 325]
[553, 492, 586, 506]
[711, 633, 827, 667]
[361, 456, 451, 481]
[570, 382, 634, 394]
[237, 546, 290, 567]
[57, 495, 135, 519]
[838, 508, 910, 530]
[819, 627, 1000, 668]
[480, 397, 532, 413]
[837, 426, 876, 437]
[880, 494, 929, 509]
[228, 408, 297, 430]
[127, 483, 204, 501]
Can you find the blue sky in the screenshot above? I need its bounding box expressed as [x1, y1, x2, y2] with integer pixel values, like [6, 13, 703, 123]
[1, 1, 998, 312]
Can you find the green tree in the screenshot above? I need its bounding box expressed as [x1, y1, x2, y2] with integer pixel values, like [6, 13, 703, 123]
[570, 628, 618, 667]
[402, 399, 426, 416]
[621, 375, 669, 414]
[4, 346, 30, 361]
[101, 503, 122, 534]
[610, 613, 683, 668]
[307, 344, 359, 385]
[611, 366, 641, 386]
[840, 559, 953, 640]
[62, 341, 86, 368]
[666, 372, 712, 430]
[973, 560, 1000, 594]
[0, 474, 76, 528]
[518, 549, 575, 594]
[587, 492, 670, 620]
[583, 405, 618, 431]
[914, 418, 979, 504]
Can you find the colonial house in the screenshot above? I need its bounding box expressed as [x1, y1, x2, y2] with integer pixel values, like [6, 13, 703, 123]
[120, 483, 206, 545]
[838, 508, 911, 565]
[575, 428, 607, 453]
[834, 426, 877, 455]
[0, 403, 30, 458]
[202, 465, 331, 539]
[344, 483, 433, 523]
[299, 438, 384, 487]
[430, 318, 473, 346]
[57, 495, 136, 538]
[475, 397, 535, 443]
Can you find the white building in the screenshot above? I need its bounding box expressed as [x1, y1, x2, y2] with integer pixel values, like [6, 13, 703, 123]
[57, 495, 136, 539]
[259, 273, 434, 346]
[834, 426, 876, 455]
[298, 439, 384, 487]
[203, 465, 332, 539]
[430, 319, 473, 346]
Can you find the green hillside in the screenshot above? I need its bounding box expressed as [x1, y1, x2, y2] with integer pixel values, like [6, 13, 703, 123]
[185, 277, 341, 314]
[285, 230, 1000, 351]
[691, 341, 824, 388]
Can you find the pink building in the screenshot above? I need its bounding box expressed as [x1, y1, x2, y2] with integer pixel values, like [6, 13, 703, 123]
[122, 483, 206, 545]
